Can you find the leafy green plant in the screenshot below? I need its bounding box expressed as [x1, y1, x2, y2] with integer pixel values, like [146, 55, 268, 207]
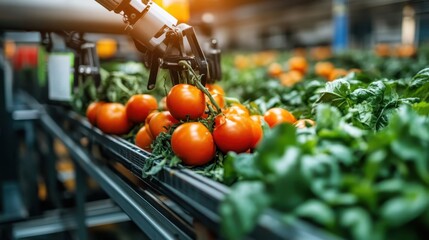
[221, 105, 429, 240]
[71, 61, 167, 114]
[220, 65, 429, 239]
[315, 74, 419, 130]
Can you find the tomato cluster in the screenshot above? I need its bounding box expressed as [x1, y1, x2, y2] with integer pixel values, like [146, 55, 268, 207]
[86, 83, 314, 167]
[85, 93, 158, 136]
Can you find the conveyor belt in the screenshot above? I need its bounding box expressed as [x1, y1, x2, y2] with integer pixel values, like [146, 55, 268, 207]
[46, 105, 336, 240]
[19, 91, 335, 239]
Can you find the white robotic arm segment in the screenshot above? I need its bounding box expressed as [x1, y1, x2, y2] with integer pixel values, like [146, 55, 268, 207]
[95, 0, 177, 54]
[93, 0, 219, 88]
[94, 0, 122, 11]
[127, 2, 177, 54]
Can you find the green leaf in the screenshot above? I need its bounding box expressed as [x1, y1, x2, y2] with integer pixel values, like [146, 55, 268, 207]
[406, 68, 429, 101]
[350, 179, 377, 210]
[143, 158, 166, 177]
[316, 79, 351, 111]
[301, 154, 340, 187]
[375, 179, 404, 194]
[223, 152, 261, 185]
[364, 150, 387, 181]
[349, 102, 375, 129]
[391, 136, 426, 162]
[168, 156, 182, 167]
[314, 104, 343, 130]
[220, 181, 270, 240]
[267, 147, 311, 211]
[386, 107, 429, 182]
[255, 124, 297, 175]
[338, 122, 366, 138]
[381, 184, 429, 227]
[100, 67, 109, 81]
[321, 141, 355, 166]
[350, 81, 385, 104]
[300, 154, 357, 206]
[340, 208, 373, 240]
[294, 200, 335, 227]
[412, 101, 429, 116]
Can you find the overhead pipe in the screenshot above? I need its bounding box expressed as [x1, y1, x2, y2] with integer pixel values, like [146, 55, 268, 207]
[0, 0, 124, 33]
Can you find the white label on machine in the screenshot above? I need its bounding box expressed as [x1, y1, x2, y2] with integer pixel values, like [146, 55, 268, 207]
[48, 53, 74, 101]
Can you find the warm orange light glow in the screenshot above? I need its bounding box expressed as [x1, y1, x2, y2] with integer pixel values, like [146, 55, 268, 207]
[154, 0, 190, 23]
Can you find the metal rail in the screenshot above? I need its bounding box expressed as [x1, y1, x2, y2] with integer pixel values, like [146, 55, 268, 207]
[38, 107, 194, 240]
[13, 200, 130, 239]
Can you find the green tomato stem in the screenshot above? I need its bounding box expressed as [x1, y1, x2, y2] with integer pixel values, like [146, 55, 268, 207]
[224, 96, 241, 106]
[178, 60, 222, 114]
[114, 77, 133, 96]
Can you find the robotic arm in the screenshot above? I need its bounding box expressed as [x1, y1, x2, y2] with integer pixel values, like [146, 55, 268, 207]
[94, 0, 220, 89]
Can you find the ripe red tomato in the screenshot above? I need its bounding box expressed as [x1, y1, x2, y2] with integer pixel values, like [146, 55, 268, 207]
[145, 110, 159, 125]
[171, 122, 216, 166]
[135, 125, 153, 152]
[148, 111, 179, 138]
[223, 103, 249, 117]
[125, 94, 158, 123]
[97, 103, 132, 135]
[264, 107, 296, 128]
[287, 56, 308, 74]
[166, 84, 205, 120]
[249, 115, 263, 149]
[86, 101, 105, 126]
[213, 114, 253, 153]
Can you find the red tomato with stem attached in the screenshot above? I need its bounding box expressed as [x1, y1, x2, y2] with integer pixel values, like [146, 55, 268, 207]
[97, 103, 133, 135]
[125, 94, 158, 123]
[166, 84, 205, 120]
[171, 122, 216, 166]
[264, 107, 296, 128]
[213, 114, 253, 153]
